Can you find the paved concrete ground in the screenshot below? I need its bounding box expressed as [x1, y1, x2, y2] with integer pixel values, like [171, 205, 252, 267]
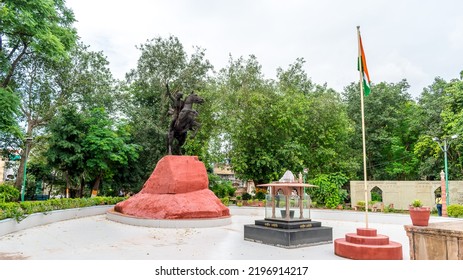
[0, 206, 458, 260]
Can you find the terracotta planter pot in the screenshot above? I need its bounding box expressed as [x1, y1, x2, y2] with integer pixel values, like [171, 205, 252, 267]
[409, 207, 431, 226]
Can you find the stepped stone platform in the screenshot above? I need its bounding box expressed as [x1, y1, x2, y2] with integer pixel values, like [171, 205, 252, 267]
[334, 228, 403, 260]
[244, 218, 332, 248]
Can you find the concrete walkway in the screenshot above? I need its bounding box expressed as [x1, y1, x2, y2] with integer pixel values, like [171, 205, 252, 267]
[0, 206, 458, 260]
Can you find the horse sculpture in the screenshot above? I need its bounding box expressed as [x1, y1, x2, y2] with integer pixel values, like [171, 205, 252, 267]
[167, 89, 204, 155]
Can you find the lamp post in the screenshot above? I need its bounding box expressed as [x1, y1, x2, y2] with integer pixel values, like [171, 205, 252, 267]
[20, 136, 33, 202]
[433, 134, 458, 206]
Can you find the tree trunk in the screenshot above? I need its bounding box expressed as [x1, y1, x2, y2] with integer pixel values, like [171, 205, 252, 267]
[79, 176, 85, 198]
[47, 183, 53, 197]
[14, 135, 33, 190]
[14, 155, 25, 190]
[65, 173, 71, 198]
[91, 175, 102, 197]
[14, 119, 34, 189]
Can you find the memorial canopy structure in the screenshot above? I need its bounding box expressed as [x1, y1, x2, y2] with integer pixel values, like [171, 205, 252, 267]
[257, 181, 315, 220]
[244, 171, 333, 248]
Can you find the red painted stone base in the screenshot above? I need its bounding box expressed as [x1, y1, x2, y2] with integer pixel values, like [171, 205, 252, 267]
[114, 155, 230, 219]
[334, 228, 403, 260]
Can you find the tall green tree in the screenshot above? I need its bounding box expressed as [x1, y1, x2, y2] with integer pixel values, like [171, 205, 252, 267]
[56, 43, 117, 112]
[82, 108, 141, 197]
[0, 0, 77, 87]
[215, 55, 279, 183]
[0, 87, 20, 139]
[123, 35, 212, 179]
[46, 105, 86, 196]
[0, 0, 77, 137]
[46, 106, 141, 197]
[440, 71, 463, 178]
[215, 56, 355, 184]
[413, 72, 463, 181]
[12, 42, 115, 189]
[343, 80, 420, 180]
[413, 77, 449, 179]
[300, 86, 358, 178]
[26, 134, 65, 197]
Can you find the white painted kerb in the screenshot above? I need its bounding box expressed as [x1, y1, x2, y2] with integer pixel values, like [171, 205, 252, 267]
[106, 210, 232, 228]
[0, 205, 113, 237]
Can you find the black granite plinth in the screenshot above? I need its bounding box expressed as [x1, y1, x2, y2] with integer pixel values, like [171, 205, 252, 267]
[244, 219, 333, 248]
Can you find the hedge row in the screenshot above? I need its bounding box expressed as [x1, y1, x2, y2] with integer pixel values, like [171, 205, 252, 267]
[447, 204, 463, 218]
[0, 197, 125, 222]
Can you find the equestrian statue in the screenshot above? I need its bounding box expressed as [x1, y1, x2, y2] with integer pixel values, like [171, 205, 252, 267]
[166, 83, 204, 155]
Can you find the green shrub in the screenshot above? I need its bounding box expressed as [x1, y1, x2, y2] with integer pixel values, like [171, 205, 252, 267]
[49, 199, 63, 210]
[307, 173, 348, 209]
[208, 173, 235, 198]
[0, 196, 125, 222]
[242, 193, 252, 201]
[0, 202, 25, 222]
[37, 200, 54, 212]
[20, 201, 37, 215]
[220, 197, 230, 206]
[411, 199, 423, 208]
[0, 183, 20, 202]
[290, 199, 297, 207]
[255, 190, 266, 200]
[447, 204, 463, 218]
[92, 197, 105, 205]
[371, 191, 382, 202]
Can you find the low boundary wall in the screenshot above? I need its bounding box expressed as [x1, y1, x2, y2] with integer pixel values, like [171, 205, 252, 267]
[0, 205, 114, 237]
[350, 181, 463, 210]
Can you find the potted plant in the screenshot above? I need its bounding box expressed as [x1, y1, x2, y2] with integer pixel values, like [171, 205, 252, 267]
[409, 199, 431, 226]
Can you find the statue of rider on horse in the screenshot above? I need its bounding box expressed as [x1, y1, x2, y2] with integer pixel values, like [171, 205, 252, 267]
[166, 83, 204, 155]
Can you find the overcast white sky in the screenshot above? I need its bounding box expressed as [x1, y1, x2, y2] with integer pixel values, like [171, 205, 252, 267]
[66, 0, 463, 99]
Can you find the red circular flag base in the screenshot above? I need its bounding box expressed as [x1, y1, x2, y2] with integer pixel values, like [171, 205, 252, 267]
[334, 228, 403, 260]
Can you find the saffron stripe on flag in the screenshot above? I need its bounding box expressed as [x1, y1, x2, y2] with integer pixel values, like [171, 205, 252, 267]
[358, 35, 371, 96]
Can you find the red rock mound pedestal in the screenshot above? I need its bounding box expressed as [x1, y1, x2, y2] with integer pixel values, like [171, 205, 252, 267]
[109, 156, 230, 227]
[334, 228, 403, 260]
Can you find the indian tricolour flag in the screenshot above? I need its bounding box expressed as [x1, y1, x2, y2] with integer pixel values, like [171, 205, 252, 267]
[358, 34, 371, 96]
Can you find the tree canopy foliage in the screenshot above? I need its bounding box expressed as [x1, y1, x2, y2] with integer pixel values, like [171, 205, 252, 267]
[1, 2, 463, 200]
[122, 35, 212, 177]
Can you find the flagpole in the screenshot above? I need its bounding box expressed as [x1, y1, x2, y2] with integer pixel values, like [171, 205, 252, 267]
[357, 26, 369, 228]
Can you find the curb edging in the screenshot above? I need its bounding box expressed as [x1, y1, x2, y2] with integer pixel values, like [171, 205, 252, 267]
[0, 205, 114, 237]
